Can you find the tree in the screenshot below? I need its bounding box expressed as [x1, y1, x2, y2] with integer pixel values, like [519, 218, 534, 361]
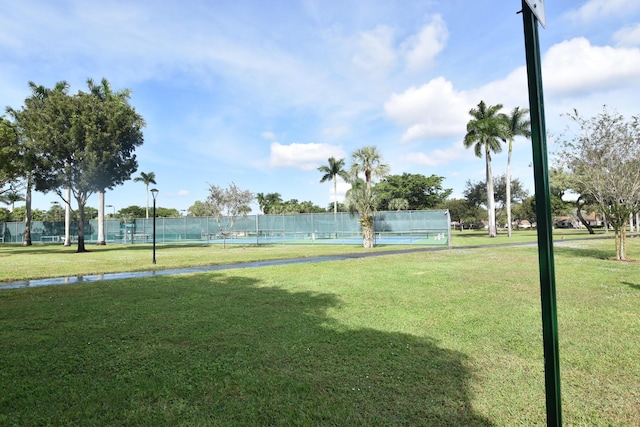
[12, 79, 145, 252]
[558, 107, 640, 260]
[318, 157, 350, 215]
[375, 173, 452, 210]
[502, 107, 531, 237]
[350, 146, 389, 190]
[0, 117, 20, 196]
[205, 182, 254, 248]
[187, 200, 212, 217]
[86, 78, 133, 245]
[0, 190, 24, 212]
[134, 171, 157, 219]
[549, 167, 597, 233]
[443, 198, 481, 230]
[6, 80, 70, 245]
[119, 205, 146, 219]
[464, 175, 529, 226]
[345, 184, 379, 248]
[388, 198, 409, 211]
[464, 101, 507, 237]
[256, 192, 282, 214]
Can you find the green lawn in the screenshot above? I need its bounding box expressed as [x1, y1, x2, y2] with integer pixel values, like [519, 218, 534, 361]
[0, 235, 639, 425]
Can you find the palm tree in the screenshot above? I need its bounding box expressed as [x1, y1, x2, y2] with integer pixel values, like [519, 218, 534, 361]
[350, 146, 389, 190]
[86, 78, 131, 243]
[464, 101, 507, 238]
[134, 171, 157, 218]
[0, 190, 25, 212]
[318, 157, 350, 215]
[503, 107, 531, 237]
[345, 182, 379, 248]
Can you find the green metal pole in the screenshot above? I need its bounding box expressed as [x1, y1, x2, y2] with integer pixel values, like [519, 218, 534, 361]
[521, 2, 562, 426]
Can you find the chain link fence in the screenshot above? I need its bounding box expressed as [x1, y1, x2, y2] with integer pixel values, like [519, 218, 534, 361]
[1, 210, 451, 246]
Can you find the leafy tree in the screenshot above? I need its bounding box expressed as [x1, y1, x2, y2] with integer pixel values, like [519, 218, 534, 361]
[345, 185, 379, 248]
[549, 167, 597, 233]
[318, 157, 350, 215]
[502, 107, 531, 237]
[375, 173, 452, 210]
[205, 182, 254, 248]
[350, 146, 389, 190]
[11, 79, 145, 252]
[464, 175, 529, 226]
[119, 205, 146, 218]
[134, 171, 157, 219]
[187, 200, 212, 217]
[0, 117, 20, 196]
[464, 101, 507, 237]
[269, 199, 325, 214]
[443, 198, 482, 230]
[558, 107, 640, 260]
[156, 207, 180, 217]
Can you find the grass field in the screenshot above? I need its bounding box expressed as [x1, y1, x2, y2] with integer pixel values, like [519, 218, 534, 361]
[0, 231, 639, 425]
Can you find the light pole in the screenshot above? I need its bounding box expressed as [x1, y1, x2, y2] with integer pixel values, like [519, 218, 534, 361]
[151, 189, 158, 264]
[106, 204, 116, 217]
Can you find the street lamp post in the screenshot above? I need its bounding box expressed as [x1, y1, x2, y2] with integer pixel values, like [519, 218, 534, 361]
[151, 189, 158, 264]
[106, 204, 116, 217]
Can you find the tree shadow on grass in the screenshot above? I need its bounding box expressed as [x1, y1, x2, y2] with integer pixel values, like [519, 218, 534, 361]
[0, 275, 493, 426]
[553, 244, 613, 260]
[621, 281, 640, 291]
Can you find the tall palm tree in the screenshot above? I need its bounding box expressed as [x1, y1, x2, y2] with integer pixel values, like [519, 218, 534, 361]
[350, 146, 389, 190]
[86, 78, 131, 244]
[464, 101, 507, 238]
[318, 157, 350, 215]
[503, 107, 531, 237]
[134, 171, 157, 218]
[345, 182, 379, 248]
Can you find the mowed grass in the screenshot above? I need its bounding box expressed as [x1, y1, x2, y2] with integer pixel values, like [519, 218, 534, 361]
[0, 227, 613, 283]
[0, 236, 639, 425]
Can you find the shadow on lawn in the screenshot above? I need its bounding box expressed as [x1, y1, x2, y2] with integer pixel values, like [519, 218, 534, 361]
[1, 274, 493, 426]
[553, 244, 613, 260]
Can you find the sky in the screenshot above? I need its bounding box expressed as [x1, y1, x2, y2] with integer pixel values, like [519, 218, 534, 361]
[2, 0, 640, 214]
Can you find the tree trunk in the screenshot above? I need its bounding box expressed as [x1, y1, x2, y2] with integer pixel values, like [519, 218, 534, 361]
[333, 176, 338, 215]
[506, 147, 513, 237]
[64, 187, 71, 246]
[361, 214, 375, 248]
[77, 204, 87, 253]
[575, 196, 594, 234]
[485, 150, 497, 238]
[97, 191, 106, 245]
[23, 177, 32, 246]
[145, 184, 150, 219]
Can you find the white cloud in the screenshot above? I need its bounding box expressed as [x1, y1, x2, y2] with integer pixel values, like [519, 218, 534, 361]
[351, 25, 397, 73]
[401, 15, 448, 73]
[542, 37, 640, 96]
[402, 143, 471, 167]
[261, 131, 277, 140]
[269, 142, 344, 170]
[614, 24, 640, 47]
[384, 77, 469, 142]
[565, 0, 640, 23]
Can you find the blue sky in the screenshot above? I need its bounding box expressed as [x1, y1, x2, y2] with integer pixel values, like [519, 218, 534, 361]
[2, 0, 640, 214]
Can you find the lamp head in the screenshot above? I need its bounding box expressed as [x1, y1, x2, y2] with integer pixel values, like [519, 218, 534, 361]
[150, 188, 159, 201]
